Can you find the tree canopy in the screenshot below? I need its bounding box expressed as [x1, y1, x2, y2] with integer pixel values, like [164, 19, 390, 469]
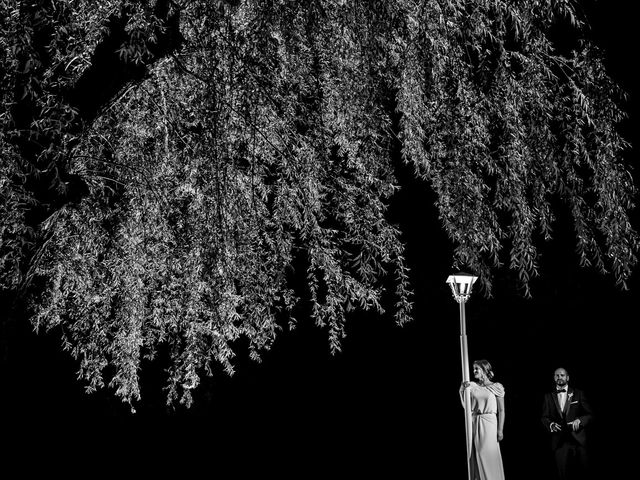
[1, 0, 637, 408]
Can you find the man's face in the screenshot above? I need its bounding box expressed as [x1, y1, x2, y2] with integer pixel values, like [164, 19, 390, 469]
[554, 369, 569, 387]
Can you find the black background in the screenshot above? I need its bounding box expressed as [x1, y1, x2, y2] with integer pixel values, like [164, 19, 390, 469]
[1, 2, 637, 477]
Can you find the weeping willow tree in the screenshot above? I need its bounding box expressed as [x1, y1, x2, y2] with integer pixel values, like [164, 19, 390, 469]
[0, 0, 636, 408]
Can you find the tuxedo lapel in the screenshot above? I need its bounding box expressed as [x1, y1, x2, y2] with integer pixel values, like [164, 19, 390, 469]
[552, 391, 563, 416]
[562, 388, 573, 416]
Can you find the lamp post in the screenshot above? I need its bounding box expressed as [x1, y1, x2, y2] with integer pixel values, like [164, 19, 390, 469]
[446, 272, 478, 480]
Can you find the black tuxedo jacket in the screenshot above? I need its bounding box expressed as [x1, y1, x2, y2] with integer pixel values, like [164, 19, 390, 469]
[541, 387, 593, 449]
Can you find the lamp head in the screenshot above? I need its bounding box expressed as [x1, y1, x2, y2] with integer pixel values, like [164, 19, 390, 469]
[446, 272, 478, 303]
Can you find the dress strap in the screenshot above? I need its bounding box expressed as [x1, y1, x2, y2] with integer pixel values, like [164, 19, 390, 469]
[486, 382, 505, 397]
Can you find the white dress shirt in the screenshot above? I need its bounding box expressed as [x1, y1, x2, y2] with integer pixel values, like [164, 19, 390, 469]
[557, 387, 567, 411]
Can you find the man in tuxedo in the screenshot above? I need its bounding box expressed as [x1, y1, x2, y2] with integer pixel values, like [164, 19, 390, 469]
[541, 367, 593, 480]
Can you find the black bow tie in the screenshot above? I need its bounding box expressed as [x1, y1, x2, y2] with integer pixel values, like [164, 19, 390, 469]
[556, 389, 567, 393]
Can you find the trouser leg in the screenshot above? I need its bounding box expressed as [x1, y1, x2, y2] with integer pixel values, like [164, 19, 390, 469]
[555, 443, 570, 480]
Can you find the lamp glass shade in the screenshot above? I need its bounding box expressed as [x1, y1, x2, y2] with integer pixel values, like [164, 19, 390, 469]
[446, 273, 478, 301]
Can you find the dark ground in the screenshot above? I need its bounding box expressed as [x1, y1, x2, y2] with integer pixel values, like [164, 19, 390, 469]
[1, 1, 637, 478]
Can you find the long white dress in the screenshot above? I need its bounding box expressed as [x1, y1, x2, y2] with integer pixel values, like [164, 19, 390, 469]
[460, 382, 506, 480]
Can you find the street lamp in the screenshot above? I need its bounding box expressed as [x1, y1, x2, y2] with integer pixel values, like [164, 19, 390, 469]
[446, 272, 478, 480]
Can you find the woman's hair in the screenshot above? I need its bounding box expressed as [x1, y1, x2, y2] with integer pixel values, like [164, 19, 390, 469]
[473, 359, 495, 381]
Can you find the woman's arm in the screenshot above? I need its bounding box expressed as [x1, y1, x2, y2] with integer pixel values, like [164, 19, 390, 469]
[459, 381, 472, 408]
[497, 396, 505, 441]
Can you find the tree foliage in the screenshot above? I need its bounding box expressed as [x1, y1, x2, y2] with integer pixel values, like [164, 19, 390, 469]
[1, 0, 637, 408]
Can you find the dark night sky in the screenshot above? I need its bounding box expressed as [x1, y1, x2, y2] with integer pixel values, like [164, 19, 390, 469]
[1, 2, 638, 477]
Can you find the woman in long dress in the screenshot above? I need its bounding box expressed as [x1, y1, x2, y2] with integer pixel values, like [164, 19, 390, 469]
[460, 359, 506, 480]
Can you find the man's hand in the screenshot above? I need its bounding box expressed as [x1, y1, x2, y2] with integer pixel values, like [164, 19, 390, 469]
[550, 422, 562, 432]
[567, 419, 581, 431]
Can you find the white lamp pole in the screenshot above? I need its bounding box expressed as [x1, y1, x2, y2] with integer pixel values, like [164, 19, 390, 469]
[446, 272, 478, 480]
